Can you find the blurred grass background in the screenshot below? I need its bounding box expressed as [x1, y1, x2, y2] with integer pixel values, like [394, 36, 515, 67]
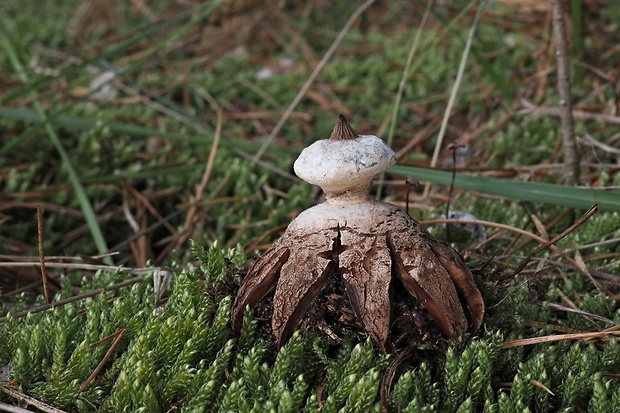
[1, 0, 620, 411]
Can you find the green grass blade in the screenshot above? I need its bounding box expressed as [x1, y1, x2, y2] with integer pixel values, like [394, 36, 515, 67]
[1, 0, 228, 153]
[0, 107, 205, 141]
[0, 108, 293, 157]
[0, 2, 223, 107]
[570, 0, 583, 80]
[0, 1, 227, 159]
[389, 165, 620, 212]
[0, 19, 112, 263]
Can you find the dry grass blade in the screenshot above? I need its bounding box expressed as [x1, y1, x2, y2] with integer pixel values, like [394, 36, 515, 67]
[0, 262, 158, 273]
[424, 0, 487, 200]
[376, 0, 433, 199]
[430, 0, 487, 169]
[116, 82, 212, 137]
[509, 205, 597, 277]
[502, 330, 620, 349]
[546, 302, 615, 325]
[37, 205, 50, 304]
[252, 0, 377, 162]
[158, 109, 223, 261]
[531, 379, 555, 396]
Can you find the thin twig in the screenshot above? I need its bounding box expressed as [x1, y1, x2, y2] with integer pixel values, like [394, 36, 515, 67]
[124, 184, 177, 235]
[1, 386, 67, 413]
[89, 328, 126, 349]
[580, 133, 620, 155]
[252, 0, 377, 162]
[519, 99, 620, 125]
[37, 205, 50, 304]
[423, 212, 599, 283]
[487, 205, 599, 309]
[509, 205, 597, 278]
[525, 319, 585, 335]
[75, 329, 125, 397]
[551, 0, 580, 185]
[526, 256, 620, 283]
[421, 218, 570, 259]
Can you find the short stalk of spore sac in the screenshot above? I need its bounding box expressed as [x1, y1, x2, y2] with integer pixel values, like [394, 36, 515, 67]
[232, 115, 484, 353]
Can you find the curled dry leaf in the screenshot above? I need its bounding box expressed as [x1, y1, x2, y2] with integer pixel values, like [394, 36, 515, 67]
[232, 115, 484, 352]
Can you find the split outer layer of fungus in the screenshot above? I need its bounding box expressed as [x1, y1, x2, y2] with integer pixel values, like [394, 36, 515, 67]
[232, 116, 485, 352]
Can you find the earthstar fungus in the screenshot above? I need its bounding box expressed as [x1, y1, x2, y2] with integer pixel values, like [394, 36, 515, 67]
[232, 115, 484, 352]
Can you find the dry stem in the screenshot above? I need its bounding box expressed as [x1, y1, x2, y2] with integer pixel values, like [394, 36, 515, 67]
[551, 0, 580, 185]
[36, 205, 50, 304]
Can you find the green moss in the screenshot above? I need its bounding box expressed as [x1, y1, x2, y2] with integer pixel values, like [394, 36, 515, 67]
[487, 117, 559, 169]
[2, 243, 619, 411]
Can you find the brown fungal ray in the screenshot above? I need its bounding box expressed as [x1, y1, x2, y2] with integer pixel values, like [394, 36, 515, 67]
[387, 229, 469, 338]
[426, 237, 485, 333]
[272, 229, 339, 346]
[339, 232, 392, 352]
[231, 242, 291, 333]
